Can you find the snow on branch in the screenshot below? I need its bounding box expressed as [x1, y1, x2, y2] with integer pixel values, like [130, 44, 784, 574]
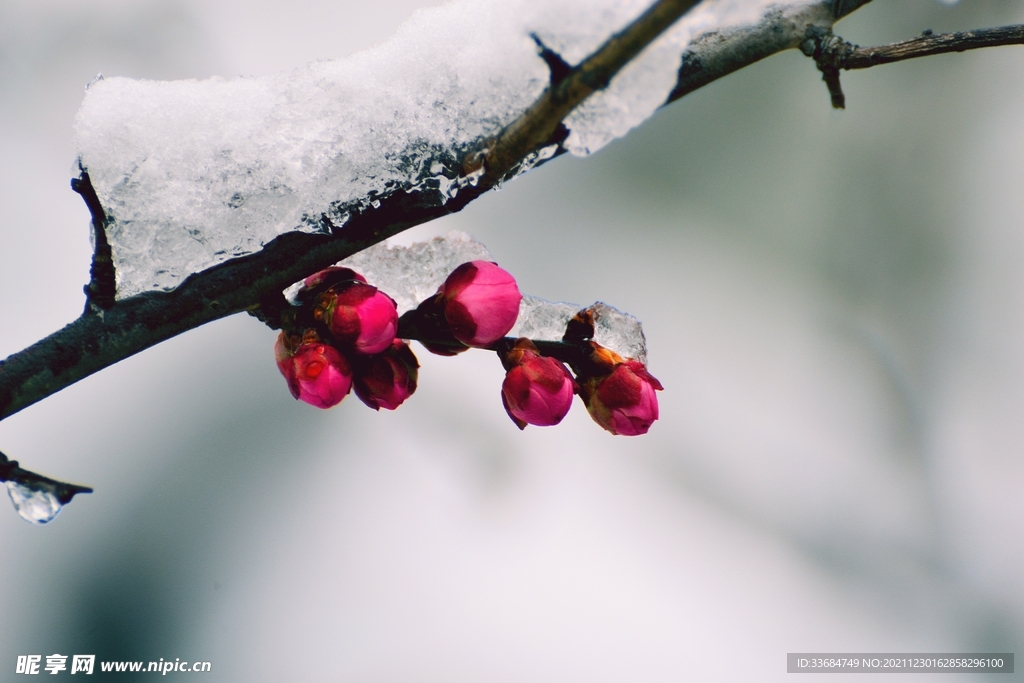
[75, 0, 788, 298]
[1, 0, 851, 425]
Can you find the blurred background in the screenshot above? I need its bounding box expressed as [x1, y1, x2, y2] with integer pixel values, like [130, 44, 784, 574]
[2, 0, 1024, 680]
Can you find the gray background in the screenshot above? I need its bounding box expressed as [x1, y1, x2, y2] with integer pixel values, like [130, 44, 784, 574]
[2, 0, 1023, 680]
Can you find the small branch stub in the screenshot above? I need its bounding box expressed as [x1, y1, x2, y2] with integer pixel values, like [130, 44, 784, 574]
[531, 34, 572, 86]
[71, 170, 117, 312]
[802, 27, 853, 109]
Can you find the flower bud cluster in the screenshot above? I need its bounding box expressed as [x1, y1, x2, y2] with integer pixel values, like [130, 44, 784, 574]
[275, 267, 414, 411]
[273, 260, 662, 436]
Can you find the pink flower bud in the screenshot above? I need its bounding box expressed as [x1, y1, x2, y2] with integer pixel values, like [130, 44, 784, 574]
[353, 340, 419, 411]
[440, 261, 522, 347]
[501, 339, 576, 429]
[275, 331, 353, 409]
[324, 283, 399, 355]
[579, 346, 663, 436]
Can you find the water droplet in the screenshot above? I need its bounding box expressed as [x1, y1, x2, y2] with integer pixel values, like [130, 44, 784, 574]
[5, 481, 63, 525]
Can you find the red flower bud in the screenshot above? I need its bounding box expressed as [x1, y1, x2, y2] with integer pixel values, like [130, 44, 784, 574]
[275, 331, 353, 409]
[354, 340, 419, 411]
[578, 346, 663, 436]
[440, 260, 522, 347]
[322, 282, 399, 355]
[501, 339, 576, 429]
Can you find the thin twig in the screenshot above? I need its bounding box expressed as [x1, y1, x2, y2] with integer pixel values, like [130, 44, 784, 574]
[839, 25, 1024, 70]
[809, 24, 1024, 108]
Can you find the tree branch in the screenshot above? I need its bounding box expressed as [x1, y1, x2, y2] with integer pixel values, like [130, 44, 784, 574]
[0, 0, 873, 423]
[667, 1, 837, 104]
